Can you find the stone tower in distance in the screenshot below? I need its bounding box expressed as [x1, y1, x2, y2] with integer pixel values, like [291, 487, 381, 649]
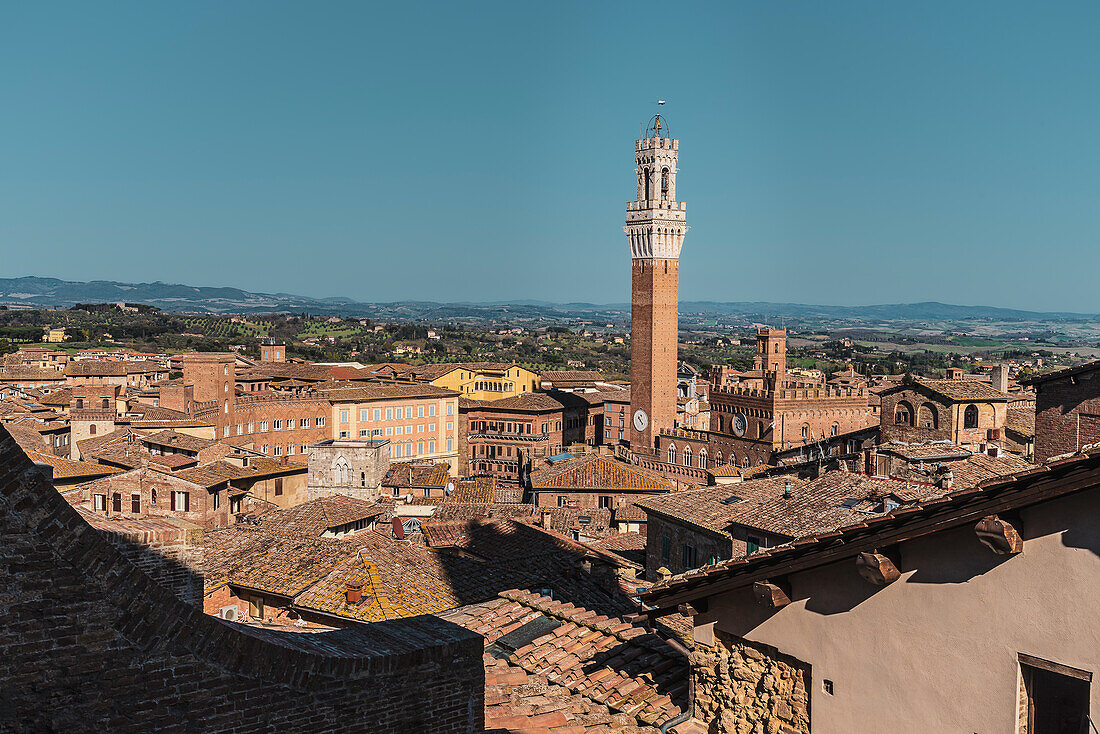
[624, 114, 687, 450]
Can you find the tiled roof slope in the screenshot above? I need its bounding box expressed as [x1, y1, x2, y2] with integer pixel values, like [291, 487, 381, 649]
[382, 461, 450, 488]
[208, 518, 646, 625]
[911, 377, 1008, 402]
[530, 454, 679, 492]
[256, 495, 387, 536]
[643, 448, 1077, 609]
[441, 589, 689, 732]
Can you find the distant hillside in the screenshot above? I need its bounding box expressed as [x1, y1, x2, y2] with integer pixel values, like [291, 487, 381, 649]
[0, 276, 1092, 322]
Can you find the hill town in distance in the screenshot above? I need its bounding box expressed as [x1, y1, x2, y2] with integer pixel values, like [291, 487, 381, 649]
[5, 123, 1100, 734]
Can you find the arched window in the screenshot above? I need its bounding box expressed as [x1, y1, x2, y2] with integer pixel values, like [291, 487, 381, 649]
[661, 167, 669, 198]
[774, 343, 780, 353]
[964, 404, 979, 429]
[643, 168, 652, 200]
[801, 425, 809, 440]
[334, 457, 350, 485]
[894, 400, 914, 426]
[89, 424, 97, 436]
[699, 448, 708, 468]
[683, 446, 692, 466]
[715, 451, 723, 465]
[667, 444, 676, 464]
[831, 423, 839, 437]
[917, 403, 939, 429]
[742, 456, 750, 468]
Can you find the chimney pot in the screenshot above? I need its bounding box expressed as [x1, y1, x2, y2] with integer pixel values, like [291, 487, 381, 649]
[345, 581, 363, 605]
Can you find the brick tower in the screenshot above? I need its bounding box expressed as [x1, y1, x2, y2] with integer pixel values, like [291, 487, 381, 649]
[625, 114, 687, 450]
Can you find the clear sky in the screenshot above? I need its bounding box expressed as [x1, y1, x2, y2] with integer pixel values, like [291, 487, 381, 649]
[2, 1, 1098, 311]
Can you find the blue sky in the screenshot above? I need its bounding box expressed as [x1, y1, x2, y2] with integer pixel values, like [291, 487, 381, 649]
[2, 1, 1098, 310]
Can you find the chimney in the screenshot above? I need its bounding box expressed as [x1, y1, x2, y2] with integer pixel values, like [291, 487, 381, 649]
[344, 581, 363, 605]
[784, 479, 792, 498]
[992, 364, 1009, 394]
[541, 510, 552, 529]
[987, 444, 1002, 458]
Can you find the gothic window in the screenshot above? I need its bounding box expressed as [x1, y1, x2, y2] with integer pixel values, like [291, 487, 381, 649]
[699, 448, 708, 468]
[334, 457, 350, 485]
[667, 444, 676, 464]
[661, 167, 669, 198]
[964, 404, 979, 429]
[643, 168, 652, 200]
[801, 425, 809, 440]
[683, 446, 692, 466]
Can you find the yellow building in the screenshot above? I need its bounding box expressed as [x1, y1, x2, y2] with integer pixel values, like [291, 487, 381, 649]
[407, 362, 541, 402]
[44, 328, 67, 344]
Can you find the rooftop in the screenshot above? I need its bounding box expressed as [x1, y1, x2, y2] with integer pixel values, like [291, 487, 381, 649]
[530, 454, 681, 493]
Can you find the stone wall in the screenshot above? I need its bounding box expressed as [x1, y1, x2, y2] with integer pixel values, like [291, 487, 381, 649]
[645, 514, 732, 580]
[0, 426, 485, 733]
[690, 630, 810, 734]
[306, 438, 391, 501]
[1034, 367, 1100, 462]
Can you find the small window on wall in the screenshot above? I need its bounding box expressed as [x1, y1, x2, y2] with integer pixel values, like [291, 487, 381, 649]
[681, 544, 697, 569]
[274, 477, 283, 496]
[172, 491, 189, 512]
[131, 494, 140, 514]
[112, 493, 122, 513]
[964, 404, 979, 429]
[661, 535, 671, 562]
[94, 494, 106, 511]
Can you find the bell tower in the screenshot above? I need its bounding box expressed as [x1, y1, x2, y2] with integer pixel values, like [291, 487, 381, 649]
[625, 114, 687, 450]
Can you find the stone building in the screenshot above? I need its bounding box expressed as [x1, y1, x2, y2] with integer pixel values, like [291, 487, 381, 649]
[667, 328, 874, 470]
[642, 447, 1100, 734]
[880, 376, 1009, 450]
[1025, 360, 1100, 462]
[460, 391, 600, 483]
[306, 438, 391, 502]
[0, 424, 485, 733]
[626, 113, 687, 451]
[260, 336, 285, 362]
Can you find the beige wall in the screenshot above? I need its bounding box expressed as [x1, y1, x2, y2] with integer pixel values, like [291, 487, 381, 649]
[331, 395, 458, 470]
[697, 487, 1100, 733]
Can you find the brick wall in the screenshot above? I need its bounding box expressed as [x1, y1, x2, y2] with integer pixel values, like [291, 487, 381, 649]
[82, 468, 229, 529]
[95, 520, 206, 605]
[1034, 368, 1100, 462]
[631, 257, 679, 450]
[0, 425, 485, 733]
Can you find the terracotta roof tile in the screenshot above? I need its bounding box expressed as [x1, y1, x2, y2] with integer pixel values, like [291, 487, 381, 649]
[530, 454, 679, 493]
